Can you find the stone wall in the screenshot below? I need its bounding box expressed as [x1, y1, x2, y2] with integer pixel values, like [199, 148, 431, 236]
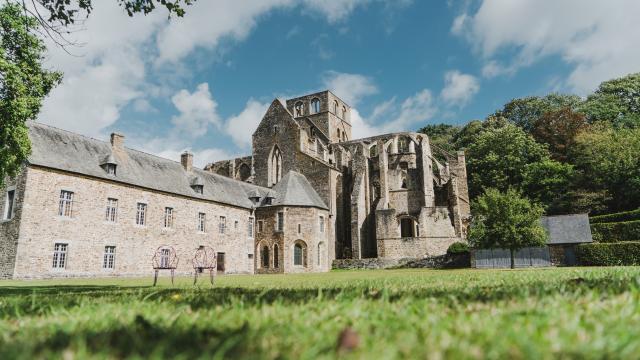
[0, 168, 28, 278]
[332, 253, 470, 270]
[10, 166, 255, 279]
[254, 206, 330, 274]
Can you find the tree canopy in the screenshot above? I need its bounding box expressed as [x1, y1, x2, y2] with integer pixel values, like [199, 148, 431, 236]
[468, 188, 547, 269]
[0, 3, 62, 186]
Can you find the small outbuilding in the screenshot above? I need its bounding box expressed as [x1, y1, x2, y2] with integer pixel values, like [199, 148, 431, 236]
[541, 214, 593, 266]
[472, 214, 593, 268]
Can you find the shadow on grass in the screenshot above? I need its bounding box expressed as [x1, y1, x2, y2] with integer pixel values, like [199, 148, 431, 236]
[0, 274, 638, 320]
[0, 314, 255, 359]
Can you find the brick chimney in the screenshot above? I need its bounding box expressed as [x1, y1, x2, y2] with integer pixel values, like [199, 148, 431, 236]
[181, 151, 193, 171]
[110, 133, 125, 149]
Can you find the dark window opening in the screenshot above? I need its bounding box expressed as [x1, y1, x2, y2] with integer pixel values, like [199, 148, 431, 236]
[400, 218, 415, 238]
[261, 245, 269, 268]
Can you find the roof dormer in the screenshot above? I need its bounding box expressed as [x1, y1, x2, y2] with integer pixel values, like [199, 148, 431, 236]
[100, 154, 118, 176]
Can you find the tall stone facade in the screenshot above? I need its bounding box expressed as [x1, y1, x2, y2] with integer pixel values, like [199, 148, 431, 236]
[209, 90, 471, 264]
[0, 89, 470, 279]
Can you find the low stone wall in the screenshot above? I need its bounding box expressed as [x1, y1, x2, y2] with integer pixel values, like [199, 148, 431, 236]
[332, 253, 470, 270]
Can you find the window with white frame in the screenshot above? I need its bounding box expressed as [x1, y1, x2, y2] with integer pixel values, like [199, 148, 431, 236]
[105, 198, 118, 222]
[52, 243, 68, 269]
[277, 212, 284, 231]
[103, 246, 116, 269]
[4, 189, 15, 220]
[136, 203, 147, 226]
[58, 190, 74, 217]
[198, 212, 206, 232]
[164, 207, 174, 228]
[319, 216, 325, 233]
[219, 216, 226, 234]
[248, 217, 254, 238]
[258, 220, 264, 233]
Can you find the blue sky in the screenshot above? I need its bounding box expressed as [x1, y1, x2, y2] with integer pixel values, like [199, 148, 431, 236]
[38, 0, 640, 166]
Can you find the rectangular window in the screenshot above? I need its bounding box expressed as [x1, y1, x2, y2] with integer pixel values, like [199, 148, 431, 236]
[58, 190, 74, 217]
[235, 220, 239, 230]
[103, 246, 116, 269]
[164, 207, 174, 228]
[277, 212, 284, 231]
[106, 164, 117, 175]
[105, 198, 118, 222]
[136, 203, 147, 226]
[52, 243, 68, 269]
[319, 216, 325, 233]
[4, 190, 15, 220]
[248, 217, 254, 238]
[219, 216, 226, 234]
[198, 212, 206, 232]
[258, 220, 264, 233]
[298, 224, 301, 234]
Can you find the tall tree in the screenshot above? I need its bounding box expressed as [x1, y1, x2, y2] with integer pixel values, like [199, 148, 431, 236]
[530, 107, 589, 162]
[493, 93, 582, 132]
[0, 3, 62, 186]
[464, 122, 549, 199]
[579, 72, 640, 128]
[570, 124, 640, 212]
[468, 188, 547, 269]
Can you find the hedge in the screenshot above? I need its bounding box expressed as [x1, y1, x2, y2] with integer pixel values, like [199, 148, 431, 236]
[447, 242, 470, 255]
[590, 220, 640, 242]
[577, 241, 640, 266]
[590, 208, 640, 224]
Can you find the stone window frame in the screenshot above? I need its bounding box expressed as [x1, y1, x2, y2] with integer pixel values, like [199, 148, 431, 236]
[52, 242, 68, 269]
[58, 190, 74, 218]
[276, 211, 284, 232]
[332, 100, 339, 116]
[105, 163, 117, 176]
[273, 243, 280, 268]
[261, 243, 270, 268]
[399, 216, 418, 238]
[294, 101, 305, 117]
[3, 186, 16, 221]
[297, 223, 301, 234]
[257, 220, 264, 233]
[218, 215, 226, 234]
[310, 98, 321, 114]
[135, 202, 147, 226]
[319, 215, 325, 233]
[317, 242, 325, 266]
[293, 240, 308, 267]
[103, 245, 116, 270]
[164, 207, 174, 229]
[198, 212, 207, 233]
[248, 217, 254, 238]
[105, 198, 118, 223]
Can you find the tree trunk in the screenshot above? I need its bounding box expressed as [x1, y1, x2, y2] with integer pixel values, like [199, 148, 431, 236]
[510, 248, 515, 269]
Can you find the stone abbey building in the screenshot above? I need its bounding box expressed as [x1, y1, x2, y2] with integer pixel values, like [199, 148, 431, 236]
[0, 90, 469, 279]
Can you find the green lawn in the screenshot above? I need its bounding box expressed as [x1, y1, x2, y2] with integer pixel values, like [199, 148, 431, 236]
[1, 267, 640, 359]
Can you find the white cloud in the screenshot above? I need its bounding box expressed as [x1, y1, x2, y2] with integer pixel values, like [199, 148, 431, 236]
[321, 71, 378, 106]
[453, 0, 640, 93]
[225, 99, 271, 149]
[301, 0, 371, 23]
[440, 70, 480, 106]
[171, 83, 220, 137]
[351, 89, 437, 138]
[154, 148, 234, 168]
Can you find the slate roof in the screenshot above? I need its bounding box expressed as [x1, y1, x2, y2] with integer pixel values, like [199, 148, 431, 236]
[27, 122, 260, 209]
[541, 214, 593, 244]
[267, 171, 328, 209]
[26, 122, 326, 211]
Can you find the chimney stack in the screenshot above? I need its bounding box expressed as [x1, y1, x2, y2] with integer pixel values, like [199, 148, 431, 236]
[110, 133, 125, 149]
[181, 151, 193, 171]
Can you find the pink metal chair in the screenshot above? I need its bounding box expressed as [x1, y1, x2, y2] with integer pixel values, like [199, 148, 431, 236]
[192, 245, 217, 285]
[152, 246, 179, 286]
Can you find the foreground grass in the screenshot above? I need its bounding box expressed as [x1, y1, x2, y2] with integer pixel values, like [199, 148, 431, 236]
[1, 268, 640, 359]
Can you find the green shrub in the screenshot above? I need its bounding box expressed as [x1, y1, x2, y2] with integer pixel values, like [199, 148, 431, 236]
[577, 241, 640, 266]
[447, 242, 470, 255]
[590, 208, 640, 224]
[590, 220, 640, 242]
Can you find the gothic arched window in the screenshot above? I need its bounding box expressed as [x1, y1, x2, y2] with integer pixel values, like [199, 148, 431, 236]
[261, 245, 269, 268]
[311, 98, 321, 114]
[274, 244, 280, 268]
[333, 100, 339, 115]
[294, 101, 304, 117]
[270, 146, 283, 186]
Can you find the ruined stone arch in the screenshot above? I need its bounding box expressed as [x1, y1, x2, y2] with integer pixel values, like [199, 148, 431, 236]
[268, 145, 283, 187]
[236, 163, 251, 182]
[398, 215, 419, 238]
[310, 98, 321, 114]
[294, 101, 304, 117]
[257, 241, 270, 269]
